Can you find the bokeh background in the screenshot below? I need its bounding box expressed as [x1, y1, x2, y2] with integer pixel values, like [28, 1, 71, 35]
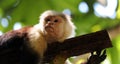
[0, 0, 120, 64]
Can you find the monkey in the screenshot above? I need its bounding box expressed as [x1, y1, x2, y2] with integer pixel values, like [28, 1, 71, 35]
[0, 10, 76, 64]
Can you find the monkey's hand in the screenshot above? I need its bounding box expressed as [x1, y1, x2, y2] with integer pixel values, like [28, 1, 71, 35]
[86, 50, 107, 64]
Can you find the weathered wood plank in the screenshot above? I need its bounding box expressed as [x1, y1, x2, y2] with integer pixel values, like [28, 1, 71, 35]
[44, 30, 112, 63]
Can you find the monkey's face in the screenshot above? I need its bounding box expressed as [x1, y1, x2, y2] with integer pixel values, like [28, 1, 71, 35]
[43, 15, 65, 39]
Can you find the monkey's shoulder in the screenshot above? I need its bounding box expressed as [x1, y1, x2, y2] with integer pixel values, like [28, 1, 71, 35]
[0, 26, 32, 45]
[0, 26, 40, 64]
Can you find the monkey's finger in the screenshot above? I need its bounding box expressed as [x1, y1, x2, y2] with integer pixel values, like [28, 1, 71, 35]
[98, 50, 107, 62]
[100, 55, 107, 62]
[96, 49, 102, 56]
[91, 51, 94, 55]
[102, 49, 106, 55]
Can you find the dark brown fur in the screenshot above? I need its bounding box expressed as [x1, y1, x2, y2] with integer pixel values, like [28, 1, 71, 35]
[0, 26, 40, 64]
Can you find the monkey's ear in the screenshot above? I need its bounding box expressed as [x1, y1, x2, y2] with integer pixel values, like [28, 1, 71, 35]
[60, 14, 72, 22]
[61, 13, 76, 39]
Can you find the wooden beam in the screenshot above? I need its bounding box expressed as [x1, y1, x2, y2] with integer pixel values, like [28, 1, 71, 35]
[44, 30, 112, 63]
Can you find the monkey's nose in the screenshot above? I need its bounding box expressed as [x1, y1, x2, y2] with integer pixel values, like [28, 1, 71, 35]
[47, 22, 54, 25]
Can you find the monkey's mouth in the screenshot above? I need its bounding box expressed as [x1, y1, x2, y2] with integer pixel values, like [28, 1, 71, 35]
[45, 26, 54, 32]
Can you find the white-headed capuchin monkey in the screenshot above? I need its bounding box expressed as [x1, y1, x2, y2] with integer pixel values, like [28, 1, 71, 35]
[0, 10, 76, 64]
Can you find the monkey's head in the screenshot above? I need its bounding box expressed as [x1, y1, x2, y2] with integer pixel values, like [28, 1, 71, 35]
[39, 10, 76, 42]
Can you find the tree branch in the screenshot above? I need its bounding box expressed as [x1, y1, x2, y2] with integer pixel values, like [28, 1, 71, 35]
[44, 30, 112, 64]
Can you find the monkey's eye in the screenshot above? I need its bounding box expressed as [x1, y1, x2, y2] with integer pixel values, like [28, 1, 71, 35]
[54, 19, 58, 22]
[46, 18, 50, 22]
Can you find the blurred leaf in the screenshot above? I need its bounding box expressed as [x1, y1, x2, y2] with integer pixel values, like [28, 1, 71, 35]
[0, 0, 16, 11]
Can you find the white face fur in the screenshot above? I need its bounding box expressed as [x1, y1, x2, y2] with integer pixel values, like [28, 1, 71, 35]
[39, 10, 76, 43]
